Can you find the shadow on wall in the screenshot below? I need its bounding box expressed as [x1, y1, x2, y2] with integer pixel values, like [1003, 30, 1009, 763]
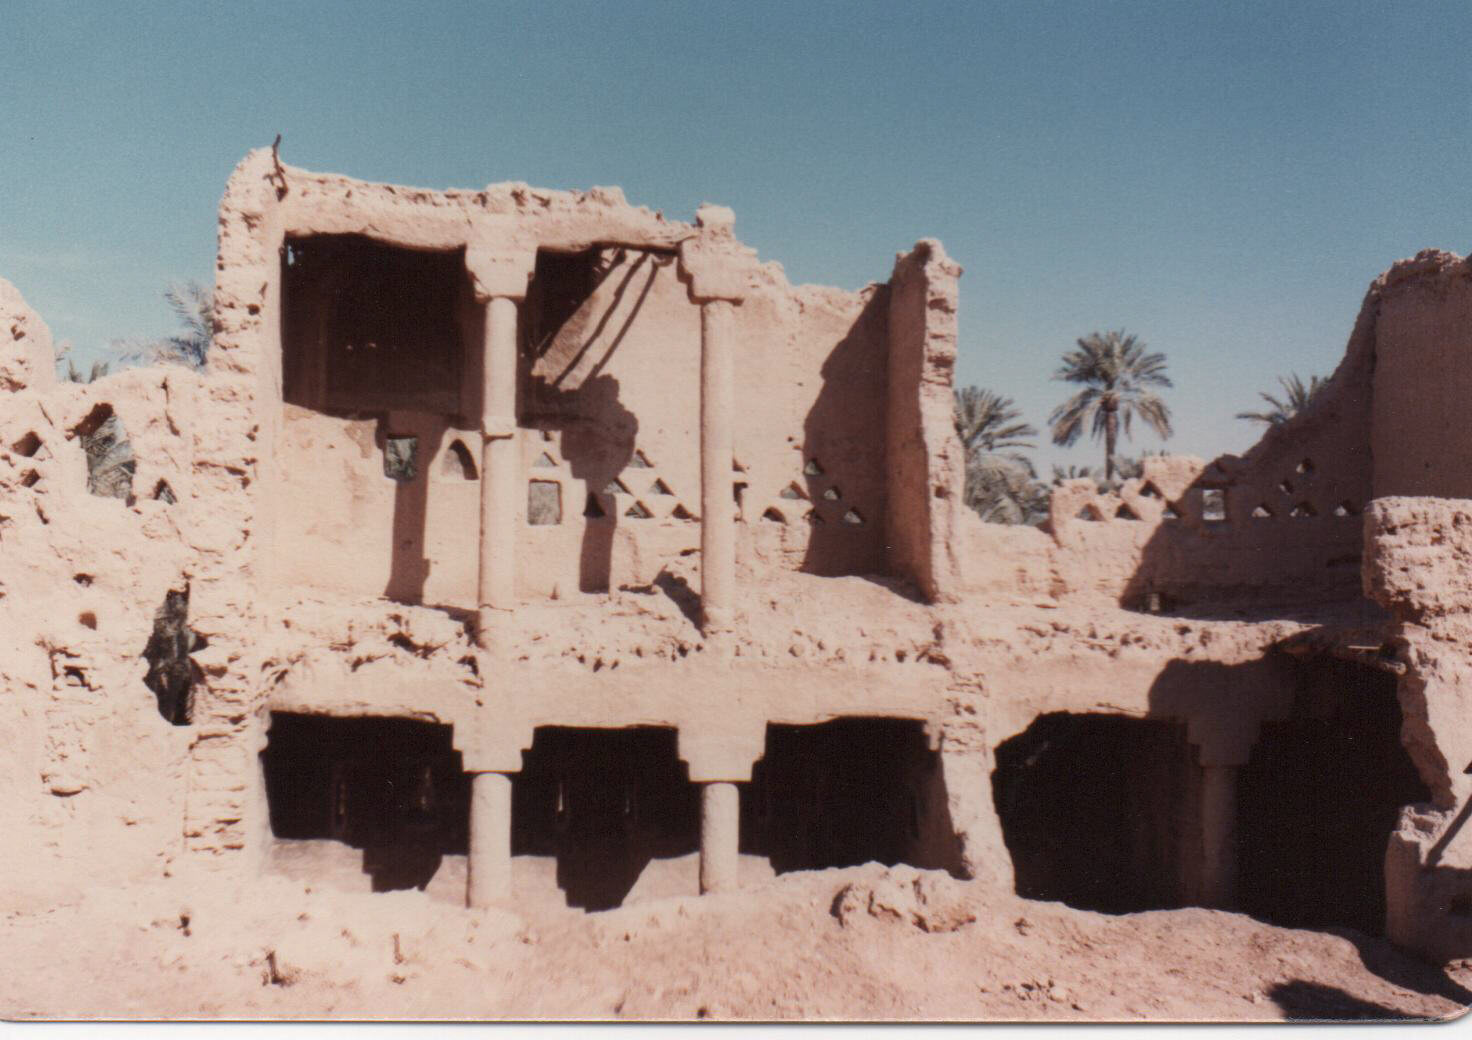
[383, 420, 450, 604]
[532, 375, 638, 593]
[800, 288, 890, 579]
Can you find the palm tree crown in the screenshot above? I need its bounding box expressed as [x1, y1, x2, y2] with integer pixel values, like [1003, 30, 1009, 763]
[1236, 373, 1325, 426]
[955, 386, 1038, 457]
[954, 386, 1043, 524]
[1049, 329, 1172, 481]
[114, 281, 212, 370]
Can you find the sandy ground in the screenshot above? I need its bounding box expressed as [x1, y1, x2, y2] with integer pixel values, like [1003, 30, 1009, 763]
[1, 851, 1468, 1023]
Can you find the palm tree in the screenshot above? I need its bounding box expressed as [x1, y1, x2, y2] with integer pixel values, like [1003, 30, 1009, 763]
[1049, 329, 1173, 481]
[954, 387, 1042, 524]
[1236, 373, 1325, 426]
[113, 281, 212, 370]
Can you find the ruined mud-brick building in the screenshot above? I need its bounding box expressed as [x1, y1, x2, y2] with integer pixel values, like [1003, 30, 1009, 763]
[6, 148, 1472, 959]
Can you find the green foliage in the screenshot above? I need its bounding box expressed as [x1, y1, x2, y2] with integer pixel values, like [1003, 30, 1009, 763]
[1236, 373, 1326, 426]
[1049, 329, 1172, 480]
[954, 385, 1048, 525]
[112, 280, 212, 370]
[65, 359, 110, 384]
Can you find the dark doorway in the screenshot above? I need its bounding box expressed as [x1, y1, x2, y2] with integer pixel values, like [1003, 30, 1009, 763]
[512, 726, 698, 911]
[260, 712, 469, 892]
[1237, 659, 1430, 935]
[743, 717, 961, 875]
[992, 713, 1199, 913]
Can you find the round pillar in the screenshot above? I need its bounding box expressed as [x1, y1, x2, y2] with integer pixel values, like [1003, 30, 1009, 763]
[467, 771, 513, 908]
[1201, 763, 1239, 909]
[477, 294, 520, 643]
[699, 299, 736, 632]
[700, 781, 740, 894]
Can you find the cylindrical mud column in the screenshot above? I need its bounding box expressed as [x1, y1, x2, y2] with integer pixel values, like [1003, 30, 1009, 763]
[699, 781, 740, 894]
[1201, 763, 1239, 909]
[467, 771, 513, 908]
[477, 294, 520, 644]
[699, 299, 736, 632]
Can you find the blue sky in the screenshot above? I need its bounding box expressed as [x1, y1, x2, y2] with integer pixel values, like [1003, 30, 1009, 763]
[3, 0, 1470, 472]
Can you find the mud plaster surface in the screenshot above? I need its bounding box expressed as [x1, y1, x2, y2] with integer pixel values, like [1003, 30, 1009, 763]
[7, 166, 1472, 1022]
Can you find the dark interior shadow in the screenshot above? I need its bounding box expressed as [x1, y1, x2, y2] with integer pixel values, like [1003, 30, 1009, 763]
[990, 655, 1429, 927]
[991, 712, 1198, 913]
[363, 842, 444, 893]
[741, 718, 963, 877]
[798, 287, 890, 578]
[1144, 654, 1428, 933]
[259, 713, 469, 894]
[511, 727, 699, 912]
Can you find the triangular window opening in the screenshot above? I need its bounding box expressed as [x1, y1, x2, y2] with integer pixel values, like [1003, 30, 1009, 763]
[1162, 504, 1182, 522]
[1076, 505, 1103, 522]
[841, 508, 865, 526]
[779, 482, 808, 501]
[532, 451, 558, 469]
[625, 501, 653, 519]
[649, 478, 674, 496]
[822, 486, 842, 502]
[1251, 504, 1274, 520]
[153, 479, 178, 505]
[1115, 503, 1140, 521]
[1139, 482, 1163, 500]
[603, 478, 630, 496]
[584, 493, 607, 519]
[1334, 501, 1358, 518]
[671, 503, 694, 521]
[629, 450, 652, 468]
[761, 507, 787, 524]
[804, 459, 824, 477]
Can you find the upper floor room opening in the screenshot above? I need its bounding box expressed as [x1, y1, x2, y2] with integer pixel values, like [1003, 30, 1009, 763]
[281, 234, 472, 416]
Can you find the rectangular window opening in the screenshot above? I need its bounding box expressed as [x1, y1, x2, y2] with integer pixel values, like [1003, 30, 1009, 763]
[528, 479, 562, 525]
[384, 436, 418, 482]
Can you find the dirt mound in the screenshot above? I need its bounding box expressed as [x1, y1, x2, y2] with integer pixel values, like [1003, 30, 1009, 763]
[2, 864, 1469, 1022]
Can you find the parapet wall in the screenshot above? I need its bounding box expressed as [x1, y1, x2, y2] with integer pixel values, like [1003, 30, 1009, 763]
[964, 255, 1395, 614]
[1372, 250, 1472, 499]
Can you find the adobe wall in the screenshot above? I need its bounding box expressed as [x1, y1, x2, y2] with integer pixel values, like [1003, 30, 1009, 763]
[1366, 496, 1472, 960]
[0, 278, 203, 907]
[887, 240, 967, 602]
[1372, 250, 1472, 499]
